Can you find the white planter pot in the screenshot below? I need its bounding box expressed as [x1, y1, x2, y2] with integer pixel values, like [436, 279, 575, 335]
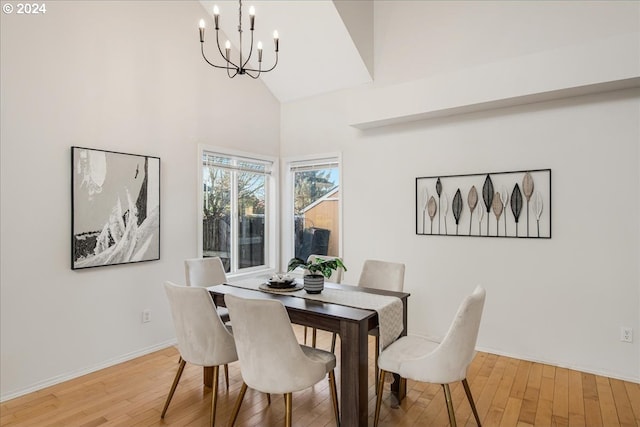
[303, 274, 324, 294]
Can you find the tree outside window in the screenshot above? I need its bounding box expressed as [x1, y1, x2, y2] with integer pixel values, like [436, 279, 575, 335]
[202, 153, 271, 273]
[292, 165, 340, 261]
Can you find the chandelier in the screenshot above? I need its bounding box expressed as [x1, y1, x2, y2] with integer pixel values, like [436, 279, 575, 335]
[198, 0, 279, 79]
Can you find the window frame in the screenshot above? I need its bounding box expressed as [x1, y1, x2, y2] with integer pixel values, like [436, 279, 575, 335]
[281, 152, 343, 272]
[198, 145, 279, 278]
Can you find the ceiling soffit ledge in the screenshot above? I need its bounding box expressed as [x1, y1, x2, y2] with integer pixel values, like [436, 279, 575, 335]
[348, 32, 640, 130]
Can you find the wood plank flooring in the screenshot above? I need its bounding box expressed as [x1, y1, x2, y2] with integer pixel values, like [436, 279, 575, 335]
[2, 327, 639, 426]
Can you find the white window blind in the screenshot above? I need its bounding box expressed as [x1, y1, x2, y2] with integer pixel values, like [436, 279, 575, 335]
[203, 152, 273, 174]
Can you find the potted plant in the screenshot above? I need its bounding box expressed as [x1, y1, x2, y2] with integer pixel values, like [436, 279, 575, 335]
[287, 256, 347, 294]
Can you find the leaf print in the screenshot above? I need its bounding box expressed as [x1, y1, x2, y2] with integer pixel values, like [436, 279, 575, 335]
[533, 191, 543, 219]
[523, 172, 534, 201]
[532, 191, 544, 237]
[492, 192, 503, 237]
[442, 193, 449, 235]
[482, 175, 494, 236]
[452, 189, 463, 235]
[468, 186, 478, 235]
[511, 183, 523, 237]
[523, 172, 534, 236]
[436, 178, 442, 234]
[500, 186, 509, 236]
[427, 196, 437, 234]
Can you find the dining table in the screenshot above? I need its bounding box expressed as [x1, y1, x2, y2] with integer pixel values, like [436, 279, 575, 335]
[207, 278, 410, 427]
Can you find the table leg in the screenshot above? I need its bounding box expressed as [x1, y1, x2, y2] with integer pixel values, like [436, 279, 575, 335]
[340, 319, 368, 427]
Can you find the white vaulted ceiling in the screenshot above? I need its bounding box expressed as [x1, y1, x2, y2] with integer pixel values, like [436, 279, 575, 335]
[198, 0, 373, 103]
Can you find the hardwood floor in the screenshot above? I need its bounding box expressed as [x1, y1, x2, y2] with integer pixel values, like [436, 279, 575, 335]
[2, 326, 639, 427]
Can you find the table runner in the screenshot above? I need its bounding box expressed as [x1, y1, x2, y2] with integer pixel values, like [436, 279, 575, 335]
[226, 277, 404, 350]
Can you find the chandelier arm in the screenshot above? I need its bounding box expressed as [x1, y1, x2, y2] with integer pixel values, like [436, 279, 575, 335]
[245, 68, 261, 79]
[244, 52, 278, 73]
[201, 44, 239, 71]
[241, 30, 255, 69]
[215, 29, 240, 70]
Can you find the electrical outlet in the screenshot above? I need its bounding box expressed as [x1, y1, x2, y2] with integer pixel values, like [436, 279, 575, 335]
[142, 309, 151, 323]
[621, 327, 632, 343]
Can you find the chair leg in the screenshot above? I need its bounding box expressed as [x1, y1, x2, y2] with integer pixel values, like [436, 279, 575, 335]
[284, 392, 293, 427]
[228, 382, 248, 427]
[328, 370, 340, 426]
[210, 365, 219, 426]
[267, 393, 271, 405]
[374, 335, 380, 392]
[224, 364, 229, 390]
[330, 332, 337, 353]
[304, 326, 308, 344]
[161, 359, 186, 418]
[442, 383, 457, 427]
[462, 378, 482, 427]
[312, 328, 317, 348]
[373, 369, 387, 427]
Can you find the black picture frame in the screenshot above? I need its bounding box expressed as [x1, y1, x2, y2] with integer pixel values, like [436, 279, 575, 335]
[416, 169, 551, 238]
[71, 146, 161, 269]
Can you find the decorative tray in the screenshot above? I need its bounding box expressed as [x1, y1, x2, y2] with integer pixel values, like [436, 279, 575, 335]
[259, 282, 303, 292]
[268, 279, 295, 288]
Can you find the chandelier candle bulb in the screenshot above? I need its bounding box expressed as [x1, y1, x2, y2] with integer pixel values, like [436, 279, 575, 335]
[225, 40, 231, 61]
[257, 41, 263, 62]
[274, 30, 279, 52]
[213, 5, 220, 29]
[199, 19, 205, 42]
[249, 6, 255, 30]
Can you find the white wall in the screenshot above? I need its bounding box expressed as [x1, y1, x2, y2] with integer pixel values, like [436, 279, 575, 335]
[281, 1, 640, 381]
[0, 1, 279, 400]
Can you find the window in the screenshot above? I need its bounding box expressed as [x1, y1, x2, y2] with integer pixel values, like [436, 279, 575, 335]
[284, 155, 341, 266]
[199, 147, 277, 275]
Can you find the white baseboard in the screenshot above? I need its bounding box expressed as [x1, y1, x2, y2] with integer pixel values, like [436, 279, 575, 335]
[0, 339, 177, 403]
[475, 345, 640, 385]
[409, 333, 639, 385]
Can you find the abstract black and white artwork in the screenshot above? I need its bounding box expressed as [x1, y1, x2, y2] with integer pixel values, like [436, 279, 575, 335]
[71, 147, 160, 269]
[416, 169, 551, 238]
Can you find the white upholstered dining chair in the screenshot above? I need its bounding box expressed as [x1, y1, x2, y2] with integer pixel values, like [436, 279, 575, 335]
[358, 259, 405, 293]
[184, 257, 232, 387]
[225, 294, 340, 427]
[358, 259, 406, 376]
[184, 257, 230, 321]
[162, 281, 238, 426]
[374, 285, 486, 427]
[304, 254, 345, 348]
[329, 259, 405, 389]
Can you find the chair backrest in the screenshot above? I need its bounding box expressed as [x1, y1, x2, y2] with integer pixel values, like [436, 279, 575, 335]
[163, 281, 237, 367]
[224, 294, 328, 394]
[403, 286, 486, 384]
[184, 257, 227, 287]
[307, 254, 344, 283]
[358, 259, 405, 292]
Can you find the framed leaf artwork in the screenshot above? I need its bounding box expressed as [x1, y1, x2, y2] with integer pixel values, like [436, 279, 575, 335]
[416, 169, 551, 238]
[71, 146, 161, 269]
